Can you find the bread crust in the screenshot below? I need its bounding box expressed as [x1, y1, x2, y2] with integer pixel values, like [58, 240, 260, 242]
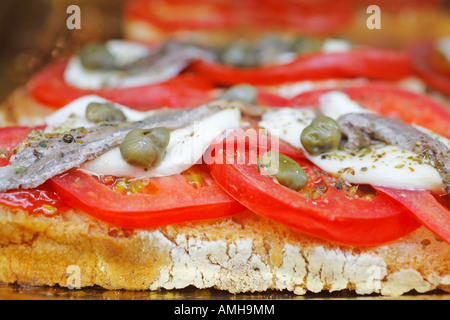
[0, 87, 53, 127]
[0, 205, 448, 296]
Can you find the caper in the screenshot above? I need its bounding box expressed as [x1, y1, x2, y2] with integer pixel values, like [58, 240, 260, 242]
[218, 84, 257, 105]
[292, 37, 322, 55]
[86, 102, 127, 123]
[220, 43, 259, 68]
[62, 134, 74, 144]
[120, 128, 170, 168]
[79, 42, 116, 70]
[258, 34, 293, 52]
[301, 116, 341, 156]
[257, 35, 294, 64]
[260, 151, 307, 191]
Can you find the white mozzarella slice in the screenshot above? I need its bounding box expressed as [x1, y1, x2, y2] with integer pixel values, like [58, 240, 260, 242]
[64, 40, 186, 90]
[44, 95, 155, 133]
[258, 107, 317, 148]
[309, 146, 443, 192]
[105, 40, 150, 67]
[318, 90, 371, 120]
[321, 39, 352, 53]
[81, 107, 241, 178]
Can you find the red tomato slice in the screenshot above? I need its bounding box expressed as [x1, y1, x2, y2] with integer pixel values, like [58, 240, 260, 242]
[358, 0, 444, 13]
[375, 187, 450, 244]
[28, 59, 215, 110]
[411, 41, 450, 95]
[256, 90, 290, 107]
[124, 0, 236, 32]
[207, 140, 420, 245]
[191, 49, 412, 86]
[245, 0, 353, 35]
[0, 126, 68, 213]
[0, 181, 69, 214]
[290, 83, 450, 138]
[50, 165, 244, 229]
[246, 0, 351, 12]
[0, 126, 38, 165]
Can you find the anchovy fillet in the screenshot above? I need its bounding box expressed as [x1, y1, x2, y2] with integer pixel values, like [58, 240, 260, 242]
[0, 103, 224, 191]
[126, 41, 217, 74]
[338, 113, 450, 193]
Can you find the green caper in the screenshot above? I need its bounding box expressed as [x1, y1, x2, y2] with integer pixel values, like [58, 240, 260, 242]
[292, 37, 322, 55]
[79, 42, 116, 70]
[258, 34, 293, 52]
[300, 116, 341, 156]
[257, 35, 293, 64]
[120, 128, 170, 168]
[220, 43, 259, 68]
[260, 151, 307, 191]
[218, 84, 257, 105]
[86, 102, 127, 123]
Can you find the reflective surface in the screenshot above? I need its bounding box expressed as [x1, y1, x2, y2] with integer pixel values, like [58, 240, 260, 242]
[0, 284, 449, 300]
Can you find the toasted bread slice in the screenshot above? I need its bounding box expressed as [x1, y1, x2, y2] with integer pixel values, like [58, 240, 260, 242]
[0, 205, 448, 296]
[0, 87, 54, 127]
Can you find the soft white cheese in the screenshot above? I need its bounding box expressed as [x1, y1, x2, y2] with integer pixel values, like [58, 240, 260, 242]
[258, 91, 447, 192]
[64, 40, 186, 90]
[44, 95, 155, 133]
[321, 39, 352, 53]
[318, 90, 372, 119]
[310, 145, 442, 192]
[258, 107, 317, 148]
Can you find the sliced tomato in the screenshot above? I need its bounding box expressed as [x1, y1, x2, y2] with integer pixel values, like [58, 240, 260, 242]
[190, 49, 412, 86]
[124, 0, 236, 32]
[411, 41, 450, 95]
[256, 90, 290, 107]
[50, 164, 244, 229]
[0, 126, 68, 214]
[0, 126, 39, 165]
[358, 0, 445, 13]
[257, 0, 351, 11]
[243, 0, 353, 35]
[290, 83, 450, 138]
[375, 187, 450, 244]
[28, 59, 215, 110]
[207, 138, 420, 245]
[125, 0, 353, 37]
[0, 181, 69, 215]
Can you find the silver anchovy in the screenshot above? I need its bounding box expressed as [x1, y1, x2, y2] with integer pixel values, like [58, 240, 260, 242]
[0, 102, 227, 192]
[125, 41, 217, 74]
[338, 113, 450, 193]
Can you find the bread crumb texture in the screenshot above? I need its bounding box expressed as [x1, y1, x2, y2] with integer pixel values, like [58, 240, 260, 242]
[0, 206, 449, 296]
